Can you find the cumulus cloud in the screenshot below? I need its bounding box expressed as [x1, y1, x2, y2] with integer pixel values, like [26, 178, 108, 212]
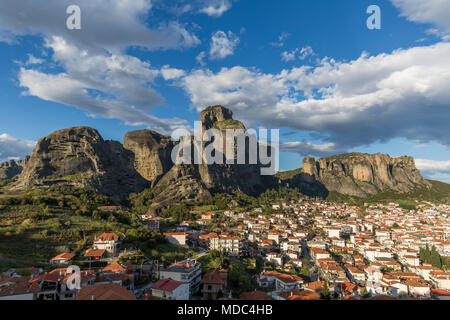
[415, 158, 450, 183]
[415, 159, 450, 174]
[18, 37, 187, 133]
[160, 65, 186, 80]
[0, 134, 36, 162]
[181, 42, 450, 156]
[209, 31, 239, 60]
[199, 0, 233, 17]
[391, 0, 450, 36]
[0, 0, 200, 52]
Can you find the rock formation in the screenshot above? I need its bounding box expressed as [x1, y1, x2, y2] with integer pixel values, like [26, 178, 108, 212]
[302, 153, 431, 197]
[5, 107, 435, 207]
[11, 127, 149, 201]
[0, 157, 29, 180]
[123, 129, 175, 187]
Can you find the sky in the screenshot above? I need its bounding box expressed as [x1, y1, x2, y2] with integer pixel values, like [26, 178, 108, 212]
[0, 0, 450, 182]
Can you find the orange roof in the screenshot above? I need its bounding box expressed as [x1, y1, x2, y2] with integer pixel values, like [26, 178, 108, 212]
[286, 290, 321, 300]
[76, 284, 135, 300]
[95, 232, 119, 241]
[240, 291, 273, 300]
[431, 289, 450, 296]
[201, 269, 227, 285]
[164, 232, 187, 236]
[102, 261, 133, 273]
[50, 253, 75, 261]
[84, 249, 106, 257]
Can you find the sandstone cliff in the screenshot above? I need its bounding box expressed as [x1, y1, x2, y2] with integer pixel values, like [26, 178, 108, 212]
[11, 127, 149, 201]
[301, 153, 432, 197]
[0, 157, 29, 181]
[123, 129, 175, 187]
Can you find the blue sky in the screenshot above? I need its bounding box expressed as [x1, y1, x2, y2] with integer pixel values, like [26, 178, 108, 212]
[0, 0, 450, 182]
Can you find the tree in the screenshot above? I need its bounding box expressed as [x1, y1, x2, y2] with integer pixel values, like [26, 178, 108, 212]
[320, 283, 330, 300]
[361, 288, 370, 298]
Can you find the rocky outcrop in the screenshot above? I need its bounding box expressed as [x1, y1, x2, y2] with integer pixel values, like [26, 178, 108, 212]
[149, 106, 269, 211]
[8, 107, 434, 206]
[0, 157, 29, 181]
[302, 153, 431, 197]
[123, 130, 175, 186]
[11, 127, 149, 201]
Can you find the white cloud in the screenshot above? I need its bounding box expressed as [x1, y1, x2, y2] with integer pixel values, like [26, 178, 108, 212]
[209, 31, 239, 60]
[0, 0, 200, 52]
[18, 36, 188, 133]
[282, 46, 315, 62]
[196, 51, 207, 66]
[25, 54, 44, 66]
[181, 42, 450, 156]
[161, 65, 186, 80]
[270, 32, 290, 47]
[391, 0, 450, 38]
[416, 159, 450, 174]
[415, 158, 450, 183]
[199, 0, 232, 17]
[0, 134, 36, 162]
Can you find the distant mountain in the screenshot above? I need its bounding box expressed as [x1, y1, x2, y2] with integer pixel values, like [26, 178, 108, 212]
[0, 157, 29, 180]
[3, 106, 445, 209]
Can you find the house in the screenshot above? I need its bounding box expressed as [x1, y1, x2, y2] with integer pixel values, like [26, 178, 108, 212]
[274, 273, 304, 291]
[274, 289, 320, 300]
[102, 261, 133, 274]
[164, 232, 188, 246]
[146, 278, 189, 300]
[210, 234, 242, 256]
[76, 283, 135, 300]
[240, 291, 273, 300]
[405, 279, 431, 297]
[93, 232, 120, 256]
[202, 212, 216, 220]
[84, 249, 106, 260]
[266, 252, 282, 266]
[50, 253, 75, 265]
[0, 277, 40, 300]
[160, 259, 202, 297]
[201, 269, 228, 300]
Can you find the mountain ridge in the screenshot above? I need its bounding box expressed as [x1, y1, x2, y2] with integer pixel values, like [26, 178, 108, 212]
[2, 106, 444, 209]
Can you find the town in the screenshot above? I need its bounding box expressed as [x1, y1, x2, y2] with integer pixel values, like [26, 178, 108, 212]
[1, 198, 449, 301]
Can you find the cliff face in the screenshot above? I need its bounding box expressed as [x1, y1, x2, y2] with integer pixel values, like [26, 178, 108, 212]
[123, 130, 175, 186]
[11, 127, 148, 201]
[302, 153, 431, 197]
[7, 107, 434, 206]
[0, 157, 29, 180]
[149, 106, 268, 212]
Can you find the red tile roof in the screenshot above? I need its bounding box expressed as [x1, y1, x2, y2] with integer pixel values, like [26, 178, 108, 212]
[50, 253, 75, 261]
[76, 284, 136, 300]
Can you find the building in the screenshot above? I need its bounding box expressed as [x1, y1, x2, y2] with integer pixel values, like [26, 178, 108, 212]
[201, 269, 228, 300]
[93, 232, 120, 256]
[76, 283, 136, 300]
[146, 278, 189, 300]
[160, 259, 202, 297]
[50, 253, 75, 265]
[164, 232, 188, 246]
[210, 234, 242, 256]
